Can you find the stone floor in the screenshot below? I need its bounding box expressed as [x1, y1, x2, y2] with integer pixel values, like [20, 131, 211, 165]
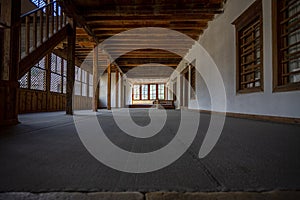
[0, 109, 299, 198]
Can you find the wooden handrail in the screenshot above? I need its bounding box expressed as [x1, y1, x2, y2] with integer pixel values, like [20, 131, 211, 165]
[21, 1, 56, 18]
[20, 0, 68, 60]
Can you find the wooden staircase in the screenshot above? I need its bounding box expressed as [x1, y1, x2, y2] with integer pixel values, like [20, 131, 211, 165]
[19, 1, 68, 78]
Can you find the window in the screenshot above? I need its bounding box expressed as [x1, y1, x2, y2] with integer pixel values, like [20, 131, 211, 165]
[81, 70, 88, 97]
[50, 53, 66, 93]
[133, 85, 140, 100]
[75, 66, 81, 95]
[233, 0, 263, 93]
[273, 0, 300, 91]
[30, 62, 46, 91]
[141, 85, 148, 100]
[150, 84, 156, 100]
[132, 83, 166, 100]
[89, 74, 93, 98]
[158, 84, 165, 100]
[19, 57, 46, 91]
[73, 66, 92, 96]
[190, 65, 196, 99]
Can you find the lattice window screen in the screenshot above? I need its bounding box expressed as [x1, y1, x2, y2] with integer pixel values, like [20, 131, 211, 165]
[38, 57, 45, 69]
[19, 72, 29, 89]
[63, 76, 66, 94]
[63, 60, 67, 76]
[51, 53, 57, 73]
[50, 73, 62, 93]
[31, 67, 46, 91]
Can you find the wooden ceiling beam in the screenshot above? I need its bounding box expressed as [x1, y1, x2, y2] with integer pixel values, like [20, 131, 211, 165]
[59, 0, 99, 43]
[85, 14, 214, 22]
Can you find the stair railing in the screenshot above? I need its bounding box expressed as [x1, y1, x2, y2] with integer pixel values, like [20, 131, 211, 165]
[20, 1, 67, 59]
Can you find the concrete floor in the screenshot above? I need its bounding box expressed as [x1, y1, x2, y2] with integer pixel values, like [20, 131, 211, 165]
[0, 109, 299, 193]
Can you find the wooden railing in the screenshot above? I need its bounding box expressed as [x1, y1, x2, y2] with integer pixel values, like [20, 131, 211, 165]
[20, 1, 67, 59]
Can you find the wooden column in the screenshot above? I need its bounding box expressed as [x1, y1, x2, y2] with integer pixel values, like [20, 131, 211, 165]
[0, 0, 21, 125]
[92, 45, 98, 112]
[45, 54, 51, 110]
[107, 63, 111, 110]
[115, 70, 119, 108]
[66, 24, 76, 115]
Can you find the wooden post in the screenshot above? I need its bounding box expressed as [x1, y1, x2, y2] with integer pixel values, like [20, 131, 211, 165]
[92, 45, 98, 112]
[66, 24, 76, 115]
[115, 69, 119, 108]
[0, 0, 21, 125]
[45, 54, 51, 110]
[107, 63, 111, 110]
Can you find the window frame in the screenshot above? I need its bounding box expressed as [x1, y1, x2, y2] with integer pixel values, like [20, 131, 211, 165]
[233, 0, 264, 94]
[132, 83, 166, 101]
[149, 84, 157, 100]
[272, 0, 300, 92]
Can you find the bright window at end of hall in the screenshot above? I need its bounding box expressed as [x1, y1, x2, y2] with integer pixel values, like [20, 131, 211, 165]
[133, 85, 140, 100]
[150, 84, 156, 100]
[141, 84, 148, 100]
[158, 84, 165, 100]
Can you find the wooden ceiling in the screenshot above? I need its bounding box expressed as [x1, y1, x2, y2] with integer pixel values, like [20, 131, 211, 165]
[59, 0, 225, 78]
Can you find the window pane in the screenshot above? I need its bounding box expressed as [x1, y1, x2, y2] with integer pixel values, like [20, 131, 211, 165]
[30, 67, 46, 91]
[150, 84, 156, 99]
[75, 80, 81, 95]
[158, 84, 165, 100]
[234, 0, 263, 92]
[75, 66, 81, 81]
[275, 0, 300, 87]
[19, 72, 29, 89]
[82, 70, 87, 83]
[50, 73, 62, 93]
[63, 59, 67, 76]
[142, 85, 148, 100]
[63, 76, 66, 94]
[82, 83, 87, 97]
[133, 85, 140, 100]
[89, 85, 93, 98]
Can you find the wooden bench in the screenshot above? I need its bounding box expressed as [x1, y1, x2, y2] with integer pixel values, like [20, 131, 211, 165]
[153, 100, 175, 109]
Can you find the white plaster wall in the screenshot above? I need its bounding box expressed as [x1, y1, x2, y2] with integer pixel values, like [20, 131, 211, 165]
[169, 0, 300, 118]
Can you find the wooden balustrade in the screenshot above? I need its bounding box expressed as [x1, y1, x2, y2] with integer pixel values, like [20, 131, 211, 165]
[20, 1, 67, 59]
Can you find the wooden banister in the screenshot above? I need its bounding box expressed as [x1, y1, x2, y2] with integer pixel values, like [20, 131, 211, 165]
[20, 0, 68, 60]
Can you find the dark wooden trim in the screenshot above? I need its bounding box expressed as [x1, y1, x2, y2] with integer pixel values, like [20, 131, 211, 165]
[0, 28, 3, 79]
[0, 80, 19, 126]
[190, 109, 300, 125]
[147, 83, 150, 100]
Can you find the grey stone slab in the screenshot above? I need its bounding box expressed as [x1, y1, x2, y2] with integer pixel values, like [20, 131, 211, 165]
[0, 192, 144, 200]
[145, 191, 300, 200]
